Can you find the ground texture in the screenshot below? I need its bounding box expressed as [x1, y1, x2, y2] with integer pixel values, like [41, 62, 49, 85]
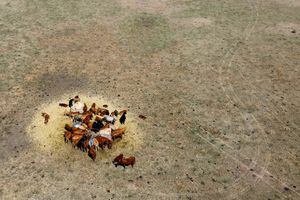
[0, 0, 299, 199]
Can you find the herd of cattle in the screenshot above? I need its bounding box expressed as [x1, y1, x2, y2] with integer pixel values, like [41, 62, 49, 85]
[42, 95, 135, 168]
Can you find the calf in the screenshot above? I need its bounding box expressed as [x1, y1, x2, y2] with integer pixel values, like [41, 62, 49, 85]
[41, 112, 50, 124]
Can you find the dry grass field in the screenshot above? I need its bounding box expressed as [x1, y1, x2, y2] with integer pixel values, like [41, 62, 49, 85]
[0, 0, 299, 199]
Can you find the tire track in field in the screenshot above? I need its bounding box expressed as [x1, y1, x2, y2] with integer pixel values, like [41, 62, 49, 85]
[212, 0, 299, 198]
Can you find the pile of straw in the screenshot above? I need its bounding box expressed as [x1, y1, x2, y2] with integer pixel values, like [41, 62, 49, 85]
[26, 95, 142, 159]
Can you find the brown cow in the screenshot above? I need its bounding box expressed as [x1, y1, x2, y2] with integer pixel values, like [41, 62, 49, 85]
[111, 127, 126, 140]
[41, 112, 50, 124]
[59, 103, 68, 107]
[64, 124, 86, 134]
[64, 124, 73, 132]
[97, 108, 110, 116]
[89, 103, 97, 114]
[64, 131, 72, 143]
[88, 147, 96, 161]
[83, 138, 90, 152]
[81, 137, 99, 152]
[72, 129, 86, 136]
[83, 103, 88, 113]
[76, 135, 89, 152]
[113, 154, 123, 164]
[100, 123, 110, 130]
[82, 113, 93, 127]
[113, 154, 135, 168]
[71, 134, 84, 147]
[95, 136, 112, 150]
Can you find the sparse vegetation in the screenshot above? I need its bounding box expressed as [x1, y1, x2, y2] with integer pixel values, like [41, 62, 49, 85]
[1, 0, 299, 199]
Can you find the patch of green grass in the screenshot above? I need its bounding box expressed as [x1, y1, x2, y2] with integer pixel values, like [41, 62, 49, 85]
[119, 13, 174, 55]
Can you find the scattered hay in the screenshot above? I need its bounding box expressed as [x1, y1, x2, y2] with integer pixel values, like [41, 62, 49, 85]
[26, 94, 142, 160]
